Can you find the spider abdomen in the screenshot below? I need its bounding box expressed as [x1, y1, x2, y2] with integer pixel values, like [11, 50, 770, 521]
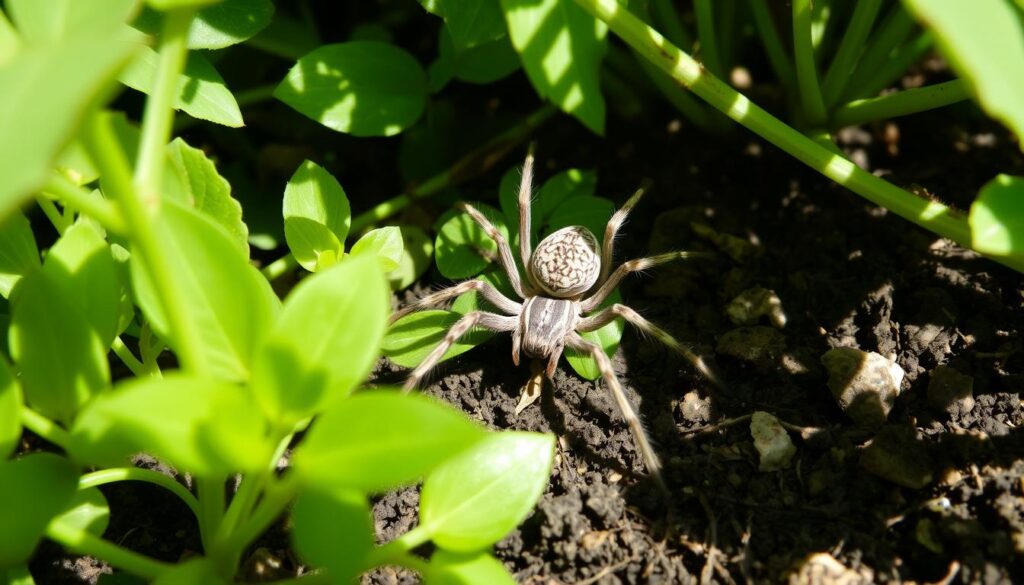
[529, 226, 601, 297]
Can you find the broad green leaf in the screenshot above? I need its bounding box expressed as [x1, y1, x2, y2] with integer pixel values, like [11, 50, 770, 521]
[903, 0, 1024, 142]
[426, 551, 517, 585]
[350, 226, 404, 272]
[70, 374, 273, 475]
[282, 161, 351, 273]
[565, 289, 623, 380]
[119, 47, 243, 128]
[292, 489, 373, 583]
[135, 0, 274, 49]
[0, 357, 22, 459]
[164, 138, 248, 254]
[7, 0, 138, 43]
[153, 558, 227, 585]
[293, 390, 486, 492]
[9, 269, 109, 424]
[44, 221, 123, 347]
[501, 0, 607, 134]
[0, 35, 135, 222]
[438, 0, 507, 52]
[546, 195, 614, 241]
[434, 27, 520, 88]
[435, 203, 508, 279]
[420, 432, 554, 551]
[0, 212, 38, 298]
[969, 174, 1024, 257]
[387, 225, 434, 290]
[274, 41, 428, 137]
[0, 453, 78, 567]
[52, 488, 109, 537]
[251, 254, 388, 425]
[382, 310, 495, 368]
[131, 201, 278, 381]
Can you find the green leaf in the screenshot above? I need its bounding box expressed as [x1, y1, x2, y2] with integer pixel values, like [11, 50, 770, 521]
[434, 27, 520, 88]
[565, 289, 622, 381]
[9, 269, 109, 424]
[292, 489, 373, 583]
[0, 212, 38, 298]
[0, 453, 79, 567]
[420, 432, 554, 551]
[969, 174, 1024, 257]
[0, 34, 136, 221]
[0, 357, 22, 459]
[546, 195, 614, 241]
[134, 0, 274, 49]
[0, 11, 19, 64]
[426, 551, 517, 585]
[131, 201, 278, 382]
[382, 310, 495, 368]
[501, 0, 607, 134]
[274, 41, 428, 137]
[153, 558, 227, 585]
[52, 488, 109, 537]
[7, 0, 138, 43]
[293, 390, 486, 492]
[146, 0, 220, 11]
[119, 47, 243, 128]
[435, 203, 508, 279]
[251, 254, 388, 425]
[350, 226, 404, 272]
[387, 225, 434, 290]
[70, 374, 273, 475]
[499, 167, 597, 243]
[438, 0, 507, 52]
[164, 138, 249, 255]
[282, 160, 351, 273]
[903, 0, 1024, 142]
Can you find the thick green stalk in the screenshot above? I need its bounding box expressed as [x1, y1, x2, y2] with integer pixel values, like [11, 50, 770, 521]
[79, 468, 200, 519]
[792, 0, 827, 126]
[821, 0, 883, 107]
[832, 80, 969, 128]
[571, 0, 1024, 273]
[46, 517, 170, 580]
[749, 0, 796, 97]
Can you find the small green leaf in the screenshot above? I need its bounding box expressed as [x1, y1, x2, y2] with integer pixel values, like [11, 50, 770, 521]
[119, 47, 243, 128]
[134, 0, 274, 49]
[153, 558, 227, 585]
[52, 488, 110, 537]
[546, 195, 614, 241]
[387, 225, 434, 290]
[292, 489, 373, 583]
[350, 226, 404, 272]
[0, 357, 22, 459]
[0, 212, 39, 298]
[565, 290, 623, 381]
[420, 432, 554, 551]
[274, 41, 428, 137]
[501, 0, 607, 134]
[452, 35, 520, 84]
[293, 390, 486, 492]
[970, 174, 1024, 257]
[282, 160, 351, 273]
[382, 310, 495, 368]
[164, 138, 249, 255]
[7, 0, 138, 43]
[0, 453, 79, 567]
[438, 0, 507, 52]
[426, 551, 517, 585]
[70, 374, 273, 475]
[251, 254, 388, 425]
[435, 203, 507, 279]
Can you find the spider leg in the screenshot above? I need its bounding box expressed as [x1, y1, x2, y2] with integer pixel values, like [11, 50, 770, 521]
[578, 303, 724, 389]
[597, 186, 645, 285]
[458, 202, 533, 299]
[516, 146, 536, 274]
[566, 332, 667, 493]
[402, 311, 517, 393]
[390, 279, 521, 325]
[581, 251, 707, 313]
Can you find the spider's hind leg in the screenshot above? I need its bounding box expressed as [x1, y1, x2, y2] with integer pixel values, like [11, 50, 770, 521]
[402, 311, 517, 393]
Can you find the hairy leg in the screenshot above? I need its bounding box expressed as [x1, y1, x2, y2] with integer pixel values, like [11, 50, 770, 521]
[402, 311, 517, 392]
[458, 202, 533, 298]
[581, 251, 707, 313]
[578, 303, 724, 389]
[597, 186, 645, 285]
[389, 279, 521, 324]
[566, 332, 666, 493]
[517, 147, 536, 273]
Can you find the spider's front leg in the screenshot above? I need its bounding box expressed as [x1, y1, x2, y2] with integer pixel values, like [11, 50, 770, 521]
[389, 279, 520, 324]
[457, 202, 533, 298]
[581, 251, 707, 313]
[401, 311, 517, 392]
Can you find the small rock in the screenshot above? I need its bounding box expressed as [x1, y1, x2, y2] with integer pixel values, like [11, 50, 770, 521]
[926, 365, 975, 417]
[690, 221, 761, 263]
[787, 552, 873, 585]
[859, 425, 934, 489]
[821, 348, 904, 426]
[726, 287, 787, 328]
[679, 391, 711, 423]
[750, 411, 796, 471]
[716, 326, 786, 368]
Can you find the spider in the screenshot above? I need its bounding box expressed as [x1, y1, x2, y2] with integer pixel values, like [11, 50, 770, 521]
[391, 151, 717, 488]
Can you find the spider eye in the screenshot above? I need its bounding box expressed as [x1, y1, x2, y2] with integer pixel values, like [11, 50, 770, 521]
[530, 226, 600, 297]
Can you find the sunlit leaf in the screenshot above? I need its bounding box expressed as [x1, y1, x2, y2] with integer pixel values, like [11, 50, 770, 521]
[52, 488, 109, 537]
[0, 212, 38, 299]
[435, 203, 507, 279]
[0, 453, 78, 567]
[387, 225, 434, 290]
[292, 489, 373, 583]
[0, 357, 22, 459]
[438, 0, 507, 52]
[565, 289, 622, 381]
[282, 160, 350, 273]
[969, 174, 1024, 257]
[350, 226, 404, 272]
[7, 0, 138, 43]
[135, 0, 274, 49]
[382, 310, 495, 368]
[426, 551, 517, 585]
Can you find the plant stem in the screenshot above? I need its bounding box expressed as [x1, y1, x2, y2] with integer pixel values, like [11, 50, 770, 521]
[849, 31, 933, 102]
[832, 80, 969, 128]
[46, 517, 171, 580]
[36, 195, 71, 234]
[20, 406, 70, 449]
[218, 474, 299, 575]
[650, 0, 691, 49]
[197, 476, 226, 552]
[821, 0, 883, 107]
[111, 336, 146, 377]
[364, 524, 432, 573]
[79, 468, 201, 519]
[570, 0, 1024, 273]
[840, 5, 916, 102]
[693, 0, 722, 78]
[255, 572, 333, 585]
[43, 174, 126, 234]
[792, 0, 827, 126]
[749, 0, 796, 98]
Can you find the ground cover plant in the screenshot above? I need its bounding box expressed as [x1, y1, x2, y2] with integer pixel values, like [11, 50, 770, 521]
[1, 0, 1023, 583]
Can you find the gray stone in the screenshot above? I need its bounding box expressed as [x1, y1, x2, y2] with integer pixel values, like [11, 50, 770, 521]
[926, 365, 975, 417]
[821, 347, 904, 426]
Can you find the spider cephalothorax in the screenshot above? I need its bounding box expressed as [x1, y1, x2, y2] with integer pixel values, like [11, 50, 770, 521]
[390, 151, 716, 489]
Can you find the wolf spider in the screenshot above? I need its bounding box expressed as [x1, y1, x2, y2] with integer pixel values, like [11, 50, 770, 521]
[391, 151, 716, 488]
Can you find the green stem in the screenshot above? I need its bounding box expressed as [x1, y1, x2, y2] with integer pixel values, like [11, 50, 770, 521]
[79, 468, 200, 519]
[849, 31, 933, 101]
[364, 524, 432, 573]
[792, 0, 827, 126]
[254, 572, 333, 585]
[36, 195, 71, 234]
[261, 105, 556, 281]
[841, 5, 915, 102]
[650, 0, 691, 49]
[235, 83, 277, 108]
[218, 475, 299, 575]
[570, 0, 1024, 273]
[749, 0, 796, 97]
[46, 517, 171, 580]
[821, 0, 883, 107]
[43, 174, 126, 234]
[693, 0, 722, 78]
[197, 476, 226, 552]
[111, 336, 146, 377]
[832, 80, 969, 128]
[20, 406, 70, 449]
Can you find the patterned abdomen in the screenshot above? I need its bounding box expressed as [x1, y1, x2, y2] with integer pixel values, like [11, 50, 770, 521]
[529, 226, 601, 297]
